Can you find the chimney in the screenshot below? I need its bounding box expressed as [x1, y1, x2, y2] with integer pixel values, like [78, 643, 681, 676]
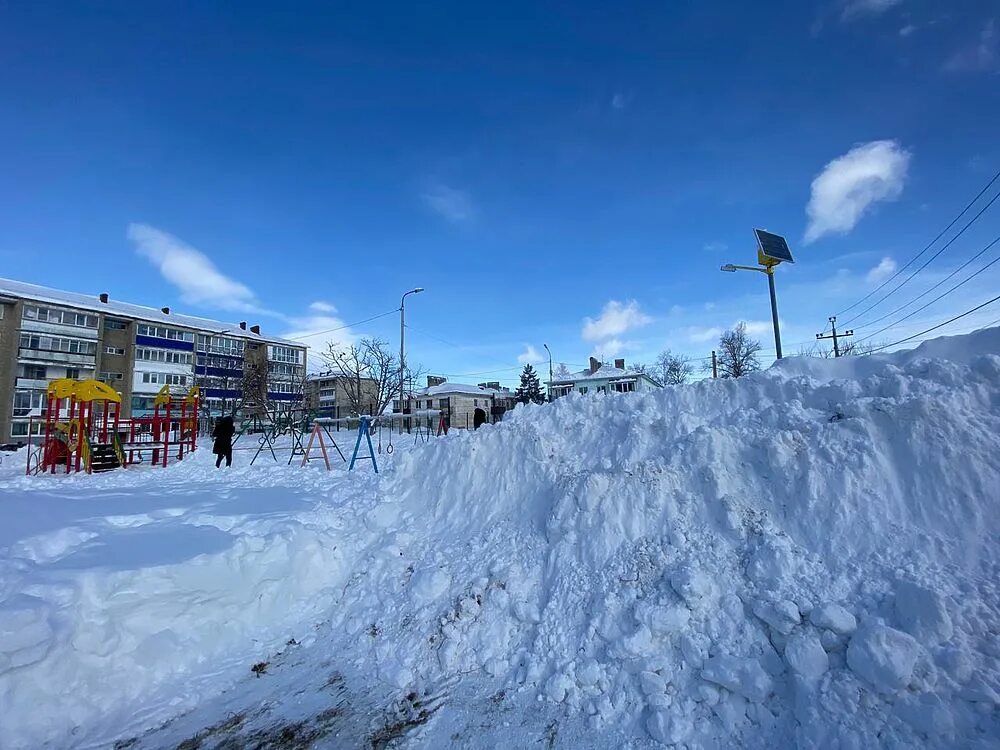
[161, 306, 170, 315]
[589, 356, 601, 374]
[250, 324, 261, 334]
[239, 321, 247, 330]
[99, 293, 109, 304]
[427, 375, 447, 387]
[614, 358, 625, 370]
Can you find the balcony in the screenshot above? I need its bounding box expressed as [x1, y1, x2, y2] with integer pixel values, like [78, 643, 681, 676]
[18, 348, 96, 367]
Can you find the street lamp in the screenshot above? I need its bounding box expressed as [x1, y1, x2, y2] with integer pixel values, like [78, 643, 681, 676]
[542, 343, 553, 401]
[718, 263, 784, 359]
[399, 288, 424, 420]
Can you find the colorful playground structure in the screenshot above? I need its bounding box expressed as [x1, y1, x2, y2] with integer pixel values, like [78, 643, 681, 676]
[26, 379, 200, 476]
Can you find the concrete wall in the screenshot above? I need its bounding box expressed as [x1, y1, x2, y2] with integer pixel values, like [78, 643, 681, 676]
[0, 300, 17, 443]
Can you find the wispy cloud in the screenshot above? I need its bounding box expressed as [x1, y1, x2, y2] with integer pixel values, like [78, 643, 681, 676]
[685, 325, 723, 344]
[841, 0, 902, 22]
[420, 182, 477, 224]
[582, 300, 653, 342]
[517, 344, 545, 365]
[804, 140, 911, 244]
[309, 301, 337, 314]
[944, 19, 997, 73]
[592, 338, 624, 359]
[866, 256, 898, 283]
[611, 92, 632, 110]
[703, 241, 729, 253]
[128, 223, 267, 314]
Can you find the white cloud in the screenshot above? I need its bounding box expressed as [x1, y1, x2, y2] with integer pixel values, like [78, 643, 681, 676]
[611, 92, 631, 110]
[517, 344, 545, 365]
[281, 312, 358, 371]
[899, 23, 917, 37]
[129, 223, 264, 314]
[582, 300, 652, 342]
[421, 182, 477, 224]
[309, 301, 337, 314]
[741, 320, 776, 336]
[841, 0, 902, 21]
[804, 140, 911, 244]
[703, 241, 729, 253]
[686, 326, 723, 344]
[944, 19, 997, 73]
[866, 256, 898, 283]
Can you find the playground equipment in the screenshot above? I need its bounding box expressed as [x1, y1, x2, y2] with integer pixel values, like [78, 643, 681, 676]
[26, 380, 199, 476]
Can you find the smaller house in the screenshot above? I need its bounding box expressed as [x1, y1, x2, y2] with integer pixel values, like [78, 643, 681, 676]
[547, 357, 659, 399]
[396, 376, 516, 430]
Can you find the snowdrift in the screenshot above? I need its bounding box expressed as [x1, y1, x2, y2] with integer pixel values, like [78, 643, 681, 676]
[2, 329, 1000, 748]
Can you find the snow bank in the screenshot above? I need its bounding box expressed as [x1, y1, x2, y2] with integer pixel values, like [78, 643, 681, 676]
[2, 329, 1000, 748]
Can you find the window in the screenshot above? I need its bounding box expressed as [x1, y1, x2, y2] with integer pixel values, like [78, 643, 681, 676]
[23, 305, 97, 328]
[13, 390, 47, 417]
[578, 387, 588, 395]
[612, 381, 635, 393]
[99, 371, 124, 382]
[268, 345, 301, 364]
[104, 319, 128, 330]
[105, 346, 125, 355]
[135, 348, 192, 365]
[18, 333, 97, 356]
[597, 386, 607, 394]
[142, 372, 158, 384]
[21, 365, 47, 380]
[439, 399, 449, 409]
[197, 335, 244, 356]
[137, 324, 194, 342]
[141, 372, 187, 386]
[65, 368, 80, 380]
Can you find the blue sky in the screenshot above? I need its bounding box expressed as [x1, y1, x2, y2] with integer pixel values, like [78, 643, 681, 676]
[1, 1, 998, 385]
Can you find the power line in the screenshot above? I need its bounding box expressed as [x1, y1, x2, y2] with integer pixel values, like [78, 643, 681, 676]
[843, 185, 1000, 327]
[835, 168, 1000, 318]
[287, 309, 398, 341]
[869, 293, 1000, 353]
[854, 235, 1000, 344]
[857, 234, 1000, 329]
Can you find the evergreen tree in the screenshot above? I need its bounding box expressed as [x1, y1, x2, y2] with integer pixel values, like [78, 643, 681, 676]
[515, 364, 546, 405]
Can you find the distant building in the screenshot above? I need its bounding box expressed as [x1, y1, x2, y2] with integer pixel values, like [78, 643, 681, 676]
[304, 372, 381, 417]
[395, 377, 517, 429]
[0, 277, 307, 443]
[547, 357, 660, 399]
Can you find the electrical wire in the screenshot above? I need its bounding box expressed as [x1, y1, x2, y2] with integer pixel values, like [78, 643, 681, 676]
[857, 234, 1000, 329]
[843, 186, 1000, 326]
[869, 293, 1000, 353]
[854, 235, 1000, 344]
[286, 309, 398, 341]
[835, 168, 1000, 318]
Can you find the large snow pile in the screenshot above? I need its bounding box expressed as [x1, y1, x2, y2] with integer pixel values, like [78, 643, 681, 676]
[2, 329, 1000, 748]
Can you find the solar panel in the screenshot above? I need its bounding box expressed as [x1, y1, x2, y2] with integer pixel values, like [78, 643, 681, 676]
[754, 229, 795, 264]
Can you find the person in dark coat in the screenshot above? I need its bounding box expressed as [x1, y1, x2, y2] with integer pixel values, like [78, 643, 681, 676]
[212, 415, 235, 468]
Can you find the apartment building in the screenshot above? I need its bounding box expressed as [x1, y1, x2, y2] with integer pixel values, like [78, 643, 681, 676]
[0, 278, 307, 444]
[303, 372, 381, 417]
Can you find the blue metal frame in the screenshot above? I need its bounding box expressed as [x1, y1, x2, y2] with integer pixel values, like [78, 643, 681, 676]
[348, 416, 378, 473]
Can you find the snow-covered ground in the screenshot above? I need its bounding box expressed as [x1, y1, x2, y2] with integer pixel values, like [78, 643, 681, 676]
[2, 329, 1000, 749]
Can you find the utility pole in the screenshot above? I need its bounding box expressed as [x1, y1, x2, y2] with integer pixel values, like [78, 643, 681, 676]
[711, 350, 718, 379]
[399, 288, 424, 432]
[542, 343, 553, 401]
[815, 316, 853, 357]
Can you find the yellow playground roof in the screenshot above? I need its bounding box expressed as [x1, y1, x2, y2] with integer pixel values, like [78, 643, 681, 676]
[47, 378, 122, 404]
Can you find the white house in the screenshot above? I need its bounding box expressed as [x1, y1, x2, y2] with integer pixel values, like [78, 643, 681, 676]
[395, 377, 517, 430]
[547, 357, 660, 399]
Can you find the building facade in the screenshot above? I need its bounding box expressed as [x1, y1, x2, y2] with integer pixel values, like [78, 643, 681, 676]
[0, 278, 307, 444]
[395, 377, 517, 430]
[303, 372, 381, 417]
[546, 357, 660, 399]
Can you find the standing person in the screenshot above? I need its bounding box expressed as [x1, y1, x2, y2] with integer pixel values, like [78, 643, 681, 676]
[212, 415, 235, 468]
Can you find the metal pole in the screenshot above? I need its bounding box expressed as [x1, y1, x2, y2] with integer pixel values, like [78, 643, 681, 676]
[830, 316, 840, 358]
[767, 269, 782, 360]
[543, 343, 553, 401]
[399, 295, 405, 434]
[711, 351, 718, 379]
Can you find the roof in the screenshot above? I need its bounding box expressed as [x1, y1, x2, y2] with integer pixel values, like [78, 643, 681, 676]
[0, 277, 305, 349]
[548, 365, 659, 386]
[413, 382, 509, 398]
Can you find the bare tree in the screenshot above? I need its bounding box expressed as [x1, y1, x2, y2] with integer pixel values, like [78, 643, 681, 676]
[798, 338, 885, 358]
[710, 323, 762, 378]
[655, 350, 693, 385]
[322, 337, 425, 416]
[553, 363, 572, 380]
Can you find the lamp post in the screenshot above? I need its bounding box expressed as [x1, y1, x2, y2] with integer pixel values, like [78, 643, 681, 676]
[720, 263, 784, 359]
[542, 343, 553, 401]
[399, 288, 424, 422]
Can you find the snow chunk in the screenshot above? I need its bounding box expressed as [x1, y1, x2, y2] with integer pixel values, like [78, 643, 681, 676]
[639, 670, 667, 696]
[636, 600, 690, 636]
[809, 603, 857, 635]
[784, 632, 829, 682]
[409, 567, 451, 606]
[752, 599, 801, 635]
[701, 655, 774, 702]
[894, 580, 953, 646]
[0, 595, 53, 670]
[669, 565, 717, 607]
[846, 623, 921, 693]
[647, 709, 693, 745]
[893, 693, 955, 737]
